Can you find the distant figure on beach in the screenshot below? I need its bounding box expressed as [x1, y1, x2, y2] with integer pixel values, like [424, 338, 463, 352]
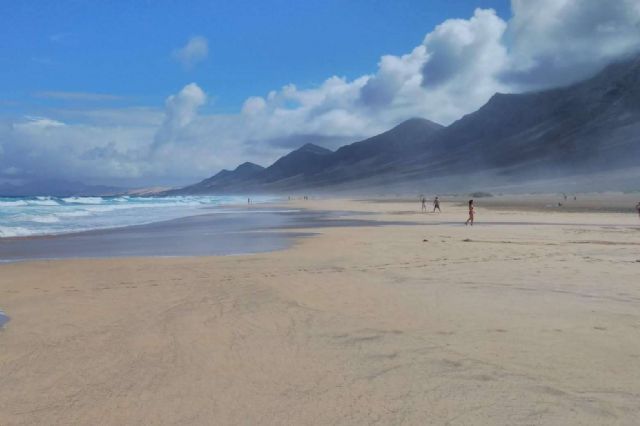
[433, 196, 441, 213]
[636, 201, 640, 218]
[421, 196, 427, 212]
[248, 198, 251, 205]
[465, 200, 474, 226]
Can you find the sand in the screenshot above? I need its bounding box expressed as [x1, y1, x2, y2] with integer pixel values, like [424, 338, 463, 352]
[1, 198, 639, 425]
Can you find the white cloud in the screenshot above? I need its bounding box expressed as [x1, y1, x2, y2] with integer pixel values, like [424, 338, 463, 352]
[153, 83, 207, 149]
[172, 36, 209, 69]
[33, 91, 125, 102]
[51, 107, 163, 127]
[19, 116, 66, 128]
[241, 96, 266, 115]
[502, 0, 640, 89]
[421, 9, 508, 89]
[0, 115, 155, 184]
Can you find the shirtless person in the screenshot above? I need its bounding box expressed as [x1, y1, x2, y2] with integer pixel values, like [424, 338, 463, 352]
[465, 199, 474, 226]
[421, 196, 427, 213]
[433, 196, 441, 213]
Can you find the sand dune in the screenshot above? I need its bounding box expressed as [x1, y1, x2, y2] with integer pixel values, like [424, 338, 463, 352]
[1, 198, 639, 425]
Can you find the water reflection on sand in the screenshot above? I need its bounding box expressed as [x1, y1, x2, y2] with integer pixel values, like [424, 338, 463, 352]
[0, 310, 9, 328]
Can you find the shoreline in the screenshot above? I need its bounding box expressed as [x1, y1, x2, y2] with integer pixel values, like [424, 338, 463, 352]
[0, 195, 284, 240]
[1, 198, 639, 424]
[0, 204, 420, 263]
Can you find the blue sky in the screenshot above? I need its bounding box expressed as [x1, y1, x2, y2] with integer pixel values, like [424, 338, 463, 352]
[1, 0, 509, 114]
[1, 0, 639, 187]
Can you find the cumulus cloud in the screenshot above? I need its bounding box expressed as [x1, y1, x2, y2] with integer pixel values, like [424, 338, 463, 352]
[172, 36, 209, 69]
[421, 9, 507, 88]
[360, 46, 427, 107]
[3, 0, 640, 187]
[153, 83, 206, 149]
[503, 0, 640, 89]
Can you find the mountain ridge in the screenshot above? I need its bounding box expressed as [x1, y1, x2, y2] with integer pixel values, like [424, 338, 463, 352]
[168, 54, 640, 194]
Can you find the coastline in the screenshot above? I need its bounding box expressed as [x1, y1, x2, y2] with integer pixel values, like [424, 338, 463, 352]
[0, 204, 418, 262]
[0, 206, 307, 262]
[1, 197, 639, 424]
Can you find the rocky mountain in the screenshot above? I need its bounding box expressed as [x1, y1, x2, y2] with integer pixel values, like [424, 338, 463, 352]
[165, 162, 265, 195]
[412, 54, 640, 178]
[172, 118, 443, 194]
[170, 54, 640, 194]
[260, 143, 332, 184]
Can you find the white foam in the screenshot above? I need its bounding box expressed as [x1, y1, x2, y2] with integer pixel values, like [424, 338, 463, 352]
[58, 210, 92, 218]
[22, 214, 61, 223]
[0, 226, 37, 237]
[0, 195, 279, 238]
[0, 200, 28, 207]
[27, 199, 60, 206]
[62, 197, 104, 204]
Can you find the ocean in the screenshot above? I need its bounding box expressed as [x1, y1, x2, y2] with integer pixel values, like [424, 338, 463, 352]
[0, 195, 410, 262]
[0, 195, 273, 238]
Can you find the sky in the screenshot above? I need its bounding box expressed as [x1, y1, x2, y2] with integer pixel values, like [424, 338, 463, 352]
[1, 0, 639, 188]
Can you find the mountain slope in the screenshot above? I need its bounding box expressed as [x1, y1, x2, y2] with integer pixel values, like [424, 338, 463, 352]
[330, 118, 443, 164]
[413, 54, 640, 176]
[171, 118, 443, 193]
[166, 162, 264, 194]
[260, 143, 333, 183]
[170, 54, 640, 194]
[296, 118, 444, 188]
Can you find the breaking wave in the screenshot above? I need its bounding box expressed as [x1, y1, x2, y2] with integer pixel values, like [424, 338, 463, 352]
[0, 195, 274, 238]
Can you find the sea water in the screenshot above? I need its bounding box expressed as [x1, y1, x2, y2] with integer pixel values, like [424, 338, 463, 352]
[0, 195, 272, 238]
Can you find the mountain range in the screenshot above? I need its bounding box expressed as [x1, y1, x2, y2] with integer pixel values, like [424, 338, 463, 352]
[168, 54, 640, 195]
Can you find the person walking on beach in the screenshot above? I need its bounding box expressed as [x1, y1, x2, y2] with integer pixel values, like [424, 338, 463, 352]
[636, 201, 640, 219]
[421, 196, 427, 213]
[465, 199, 475, 226]
[433, 196, 441, 213]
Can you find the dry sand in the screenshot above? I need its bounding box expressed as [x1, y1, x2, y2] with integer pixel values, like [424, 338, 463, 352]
[1, 198, 639, 425]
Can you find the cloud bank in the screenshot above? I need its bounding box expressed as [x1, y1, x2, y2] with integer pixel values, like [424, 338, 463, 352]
[2, 0, 639, 187]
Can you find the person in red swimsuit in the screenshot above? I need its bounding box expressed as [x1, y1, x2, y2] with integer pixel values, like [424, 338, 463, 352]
[465, 199, 474, 226]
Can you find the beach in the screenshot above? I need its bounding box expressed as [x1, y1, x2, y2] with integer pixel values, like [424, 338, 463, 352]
[1, 197, 639, 425]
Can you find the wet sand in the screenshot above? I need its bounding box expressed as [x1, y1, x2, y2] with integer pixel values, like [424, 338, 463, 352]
[0, 207, 414, 262]
[0, 197, 639, 425]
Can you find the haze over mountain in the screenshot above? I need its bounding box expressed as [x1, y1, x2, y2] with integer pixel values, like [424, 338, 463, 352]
[170, 55, 640, 195]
